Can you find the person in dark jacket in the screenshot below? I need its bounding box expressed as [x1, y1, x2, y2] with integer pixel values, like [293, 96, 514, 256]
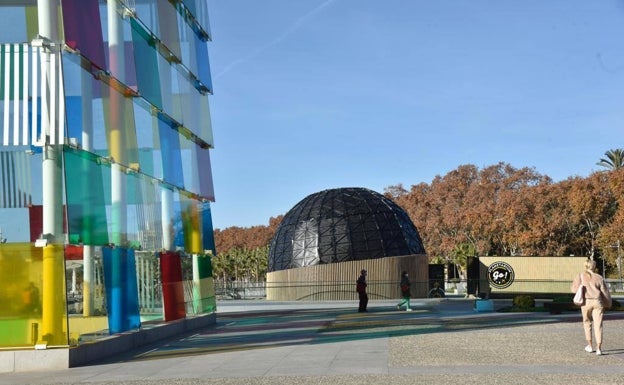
[397, 271, 412, 311]
[356, 269, 368, 312]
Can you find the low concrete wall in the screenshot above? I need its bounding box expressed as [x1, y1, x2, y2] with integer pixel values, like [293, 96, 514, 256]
[266, 255, 429, 300]
[478, 256, 588, 296]
[0, 313, 216, 373]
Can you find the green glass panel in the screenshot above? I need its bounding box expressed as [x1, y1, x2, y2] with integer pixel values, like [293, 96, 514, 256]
[158, 118, 184, 188]
[25, 6, 38, 41]
[63, 146, 110, 246]
[130, 18, 162, 110]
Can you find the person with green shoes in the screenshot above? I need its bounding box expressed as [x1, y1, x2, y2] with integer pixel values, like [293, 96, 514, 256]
[397, 271, 412, 311]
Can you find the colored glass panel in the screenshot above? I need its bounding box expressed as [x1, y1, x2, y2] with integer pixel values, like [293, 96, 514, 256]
[133, 100, 156, 150]
[40, 244, 69, 346]
[65, 95, 82, 144]
[179, 13, 198, 83]
[135, 178, 163, 250]
[198, 93, 213, 146]
[127, 171, 163, 251]
[184, 0, 197, 18]
[158, 118, 184, 188]
[197, 276, 216, 313]
[63, 147, 110, 246]
[0, 5, 39, 43]
[194, 34, 212, 93]
[102, 247, 141, 334]
[172, 192, 185, 249]
[201, 202, 215, 253]
[61, 0, 106, 70]
[101, 85, 139, 168]
[193, 0, 211, 39]
[174, 71, 212, 148]
[180, 196, 201, 254]
[106, 12, 142, 91]
[134, 0, 159, 37]
[24, 6, 38, 42]
[158, 0, 182, 60]
[173, 67, 190, 135]
[196, 145, 214, 200]
[0, 243, 68, 347]
[62, 53, 89, 147]
[167, 65, 184, 124]
[182, 141, 213, 199]
[158, 50, 174, 120]
[160, 251, 185, 321]
[185, 253, 215, 315]
[0, 244, 43, 347]
[130, 18, 162, 110]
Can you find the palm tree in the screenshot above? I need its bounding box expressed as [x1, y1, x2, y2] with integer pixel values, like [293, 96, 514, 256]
[596, 149, 624, 171]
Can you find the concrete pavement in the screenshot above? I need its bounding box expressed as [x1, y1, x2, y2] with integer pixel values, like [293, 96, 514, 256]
[1, 298, 624, 385]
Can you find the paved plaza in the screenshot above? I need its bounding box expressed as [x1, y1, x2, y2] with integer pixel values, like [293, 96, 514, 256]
[1, 298, 624, 385]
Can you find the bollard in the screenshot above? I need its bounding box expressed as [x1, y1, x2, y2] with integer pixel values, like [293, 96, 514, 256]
[31, 322, 39, 345]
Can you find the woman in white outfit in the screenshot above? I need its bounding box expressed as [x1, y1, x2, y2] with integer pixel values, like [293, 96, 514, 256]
[570, 259, 612, 355]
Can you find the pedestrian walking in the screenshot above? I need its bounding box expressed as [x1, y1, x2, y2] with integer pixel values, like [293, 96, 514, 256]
[397, 271, 412, 311]
[356, 269, 368, 312]
[571, 259, 612, 355]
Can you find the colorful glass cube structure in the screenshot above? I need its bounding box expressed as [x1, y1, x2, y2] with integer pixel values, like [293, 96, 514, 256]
[0, 0, 216, 348]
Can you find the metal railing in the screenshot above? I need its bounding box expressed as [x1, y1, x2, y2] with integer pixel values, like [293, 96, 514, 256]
[214, 279, 624, 301]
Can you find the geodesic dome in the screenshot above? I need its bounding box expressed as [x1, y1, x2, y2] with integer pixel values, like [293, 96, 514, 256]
[268, 187, 426, 272]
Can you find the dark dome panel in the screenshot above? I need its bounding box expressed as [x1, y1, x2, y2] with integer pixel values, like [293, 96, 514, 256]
[268, 187, 426, 272]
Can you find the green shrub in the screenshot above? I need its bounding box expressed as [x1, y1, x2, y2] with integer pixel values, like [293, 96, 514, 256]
[552, 295, 574, 303]
[513, 295, 535, 309]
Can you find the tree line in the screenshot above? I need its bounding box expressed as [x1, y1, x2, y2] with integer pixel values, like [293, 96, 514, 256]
[213, 150, 624, 281]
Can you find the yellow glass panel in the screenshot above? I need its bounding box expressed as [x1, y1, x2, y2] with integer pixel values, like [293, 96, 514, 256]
[0, 243, 44, 347]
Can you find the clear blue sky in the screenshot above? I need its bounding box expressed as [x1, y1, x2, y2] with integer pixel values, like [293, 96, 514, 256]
[206, 0, 624, 230]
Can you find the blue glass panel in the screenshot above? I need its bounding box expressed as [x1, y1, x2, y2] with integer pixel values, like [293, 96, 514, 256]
[65, 96, 82, 144]
[102, 247, 141, 334]
[194, 35, 212, 93]
[27, 98, 42, 154]
[0, 7, 34, 43]
[184, 0, 197, 17]
[158, 118, 184, 188]
[201, 202, 215, 253]
[172, 193, 185, 249]
[193, 0, 211, 39]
